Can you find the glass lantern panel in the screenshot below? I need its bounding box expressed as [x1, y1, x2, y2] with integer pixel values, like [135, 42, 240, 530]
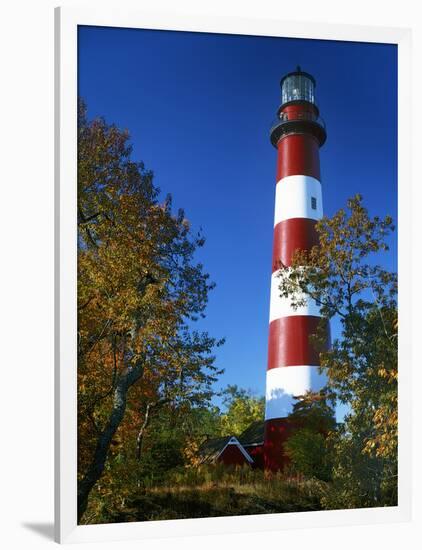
[282, 75, 315, 104]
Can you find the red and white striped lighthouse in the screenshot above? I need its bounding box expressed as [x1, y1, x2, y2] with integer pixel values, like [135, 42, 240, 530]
[264, 67, 329, 472]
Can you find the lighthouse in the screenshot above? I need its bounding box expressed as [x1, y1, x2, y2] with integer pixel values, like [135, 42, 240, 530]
[264, 68, 329, 472]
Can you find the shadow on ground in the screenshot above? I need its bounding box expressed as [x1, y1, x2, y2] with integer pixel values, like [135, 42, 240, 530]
[101, 486, 321, 524]
[22, 522, 54, 541]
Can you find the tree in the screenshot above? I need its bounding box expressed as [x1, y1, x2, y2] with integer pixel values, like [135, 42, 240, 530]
[77, 101, 223, 521]
[279, 195, 397, 507]
[219, 385, 265, 436]
[136, 402, 223, 478]
[284, 391, 336, 481]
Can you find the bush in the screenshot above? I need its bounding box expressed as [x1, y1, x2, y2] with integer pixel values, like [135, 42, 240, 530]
[284, 428, 332, 482]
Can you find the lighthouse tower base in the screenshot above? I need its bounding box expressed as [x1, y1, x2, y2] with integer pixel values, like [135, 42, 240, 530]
[263, 417, 293, 472]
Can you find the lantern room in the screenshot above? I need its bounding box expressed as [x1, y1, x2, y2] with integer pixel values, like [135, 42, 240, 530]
[280, 66, 316, 107]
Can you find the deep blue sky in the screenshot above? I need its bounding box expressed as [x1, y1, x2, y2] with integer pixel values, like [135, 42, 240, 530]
[78, 27, 397, 414]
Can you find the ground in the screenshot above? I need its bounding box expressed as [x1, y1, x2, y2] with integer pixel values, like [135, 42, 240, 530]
[84, 474, 325, 524]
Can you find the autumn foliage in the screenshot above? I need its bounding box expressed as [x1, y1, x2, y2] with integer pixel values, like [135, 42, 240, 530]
[77, 101, 223, 521]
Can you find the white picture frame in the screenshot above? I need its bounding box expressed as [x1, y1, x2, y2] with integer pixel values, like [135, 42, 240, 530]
[55, 6, 412, 544]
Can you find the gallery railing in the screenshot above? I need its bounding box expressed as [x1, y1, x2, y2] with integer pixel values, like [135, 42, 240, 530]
[270, 111, 326, 147]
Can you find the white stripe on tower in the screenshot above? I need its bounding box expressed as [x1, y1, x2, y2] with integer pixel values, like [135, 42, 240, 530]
[265, 365, 327, 420]
[269, 270, 321, 322]
[274, 175, 323, 225]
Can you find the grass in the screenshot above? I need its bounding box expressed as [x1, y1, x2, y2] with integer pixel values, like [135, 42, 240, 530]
[84, 466, 327, 524]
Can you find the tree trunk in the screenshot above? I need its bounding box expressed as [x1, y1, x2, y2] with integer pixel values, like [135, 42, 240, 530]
[135, 402, 154, 461]
[77, 364, 143, 523]
[135, 398, 170, 461]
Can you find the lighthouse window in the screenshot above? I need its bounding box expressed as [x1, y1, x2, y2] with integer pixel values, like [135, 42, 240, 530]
[311, 196, 317, 210]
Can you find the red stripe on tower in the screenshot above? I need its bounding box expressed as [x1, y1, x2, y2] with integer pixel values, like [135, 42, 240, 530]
[264, 67, 329, 471]
[272, 218, 319, 271]
[276, 134, 321, 181]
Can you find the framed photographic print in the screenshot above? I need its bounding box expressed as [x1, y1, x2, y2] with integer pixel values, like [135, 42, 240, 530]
[55, 6, 411, 544]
